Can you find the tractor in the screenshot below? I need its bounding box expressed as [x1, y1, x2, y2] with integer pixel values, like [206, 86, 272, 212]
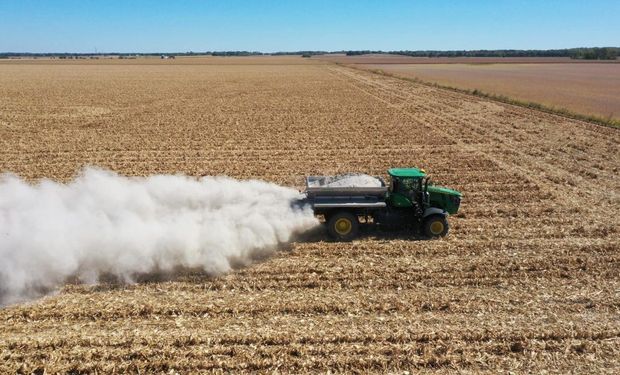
[301, 168, 461, 241]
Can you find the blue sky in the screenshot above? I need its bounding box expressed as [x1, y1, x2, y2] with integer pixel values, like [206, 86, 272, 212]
[0, 0, 618, 53]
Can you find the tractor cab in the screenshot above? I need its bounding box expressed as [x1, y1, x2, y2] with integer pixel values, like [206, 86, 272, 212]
[387, 168, 429, 209]
[387, 168, 462, 215]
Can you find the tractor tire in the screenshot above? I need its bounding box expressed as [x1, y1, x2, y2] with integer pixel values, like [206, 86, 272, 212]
[423, 214, 449, 238]
[327, 211, 359, 241]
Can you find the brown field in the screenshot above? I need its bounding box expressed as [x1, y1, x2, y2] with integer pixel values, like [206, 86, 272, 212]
[314, 53, 620, 64]
[0, 55, 323, 65]
[353, 62, 620, 120]
[0, 57, 619, 373]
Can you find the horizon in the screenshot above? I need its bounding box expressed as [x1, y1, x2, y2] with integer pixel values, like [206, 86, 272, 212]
[1, 0, 618, 53]
[2, 47, 620, 55]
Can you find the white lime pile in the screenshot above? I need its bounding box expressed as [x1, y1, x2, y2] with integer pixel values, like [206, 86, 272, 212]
[323, 173, 382, 187]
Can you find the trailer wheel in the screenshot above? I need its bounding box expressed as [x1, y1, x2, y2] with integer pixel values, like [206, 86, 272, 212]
[423, 215, 449, 238]
[323, 212, 332, 223]
[327, 211, 359, 241]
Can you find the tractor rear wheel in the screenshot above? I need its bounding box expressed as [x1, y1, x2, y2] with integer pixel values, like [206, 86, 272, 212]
[423, 215, 449, 238]
[327, 211, 359, 241]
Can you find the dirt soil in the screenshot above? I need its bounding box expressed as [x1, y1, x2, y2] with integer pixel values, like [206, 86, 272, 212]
[314, 53, 620, 64]
[355, 62, 620, 120]
[0, 58, 619, 373]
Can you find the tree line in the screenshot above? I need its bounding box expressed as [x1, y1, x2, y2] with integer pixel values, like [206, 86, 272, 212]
[1, 48, 617, 60]
[346, 48, 619, 60]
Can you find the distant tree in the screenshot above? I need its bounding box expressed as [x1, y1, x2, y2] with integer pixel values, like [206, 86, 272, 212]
[570, 47, 618, 60]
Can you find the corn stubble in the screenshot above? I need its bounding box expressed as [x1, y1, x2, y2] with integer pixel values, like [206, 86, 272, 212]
[0, 58, 618, 373]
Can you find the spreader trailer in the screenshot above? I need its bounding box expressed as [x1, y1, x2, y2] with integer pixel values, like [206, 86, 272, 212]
[300, 168, 462, 241]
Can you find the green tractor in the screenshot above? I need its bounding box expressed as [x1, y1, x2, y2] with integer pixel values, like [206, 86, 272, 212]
[303, 168, 462, 241]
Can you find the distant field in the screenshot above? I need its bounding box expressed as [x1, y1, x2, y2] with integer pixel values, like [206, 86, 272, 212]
[354, 63, 620, 120]
[315, 53, 619, 64]
[0, 55, 323, 65]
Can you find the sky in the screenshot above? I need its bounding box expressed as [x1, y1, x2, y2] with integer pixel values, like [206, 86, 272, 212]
[0, 0, 618, 53]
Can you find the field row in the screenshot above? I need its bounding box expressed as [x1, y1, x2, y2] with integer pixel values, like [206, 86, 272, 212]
[1, 60, 618, 373]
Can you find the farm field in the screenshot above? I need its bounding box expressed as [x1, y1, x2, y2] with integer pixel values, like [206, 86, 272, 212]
[314, 53, 620, 64]
[353, 62, 620, 120]
[0, 57, 619, 373]
[0, 55, 323, 65]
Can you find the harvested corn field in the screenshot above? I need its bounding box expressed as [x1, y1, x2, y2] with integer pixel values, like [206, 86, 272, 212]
[354, 62, 620, 121]
[0, 57, 619, 373]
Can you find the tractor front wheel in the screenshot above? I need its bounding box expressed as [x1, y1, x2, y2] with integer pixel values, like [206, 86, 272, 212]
[423, 215, 449, 238]
[327, 211, 359, 241]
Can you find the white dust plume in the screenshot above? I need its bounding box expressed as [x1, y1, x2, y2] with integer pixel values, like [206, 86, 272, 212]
[0, 168, 318, 305]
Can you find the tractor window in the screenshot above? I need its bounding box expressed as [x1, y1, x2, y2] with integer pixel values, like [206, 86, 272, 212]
[396, 178, 417, 193]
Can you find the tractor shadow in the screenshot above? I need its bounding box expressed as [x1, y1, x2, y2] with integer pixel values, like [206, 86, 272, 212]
[292, 222, 426, 243]
[57, 224, 424, 298]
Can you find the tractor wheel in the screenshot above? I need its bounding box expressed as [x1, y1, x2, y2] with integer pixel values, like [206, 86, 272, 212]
[327, 211, 359, 241]
[423, 215, 449, 238]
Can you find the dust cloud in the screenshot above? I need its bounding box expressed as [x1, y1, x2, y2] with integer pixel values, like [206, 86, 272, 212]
[0, 168, 318, 305]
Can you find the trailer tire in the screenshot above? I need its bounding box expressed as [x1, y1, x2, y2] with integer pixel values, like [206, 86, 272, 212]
[423, 214, 449, 238]
[323, 212, 332, 223]
[327, 211, 359, 241]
